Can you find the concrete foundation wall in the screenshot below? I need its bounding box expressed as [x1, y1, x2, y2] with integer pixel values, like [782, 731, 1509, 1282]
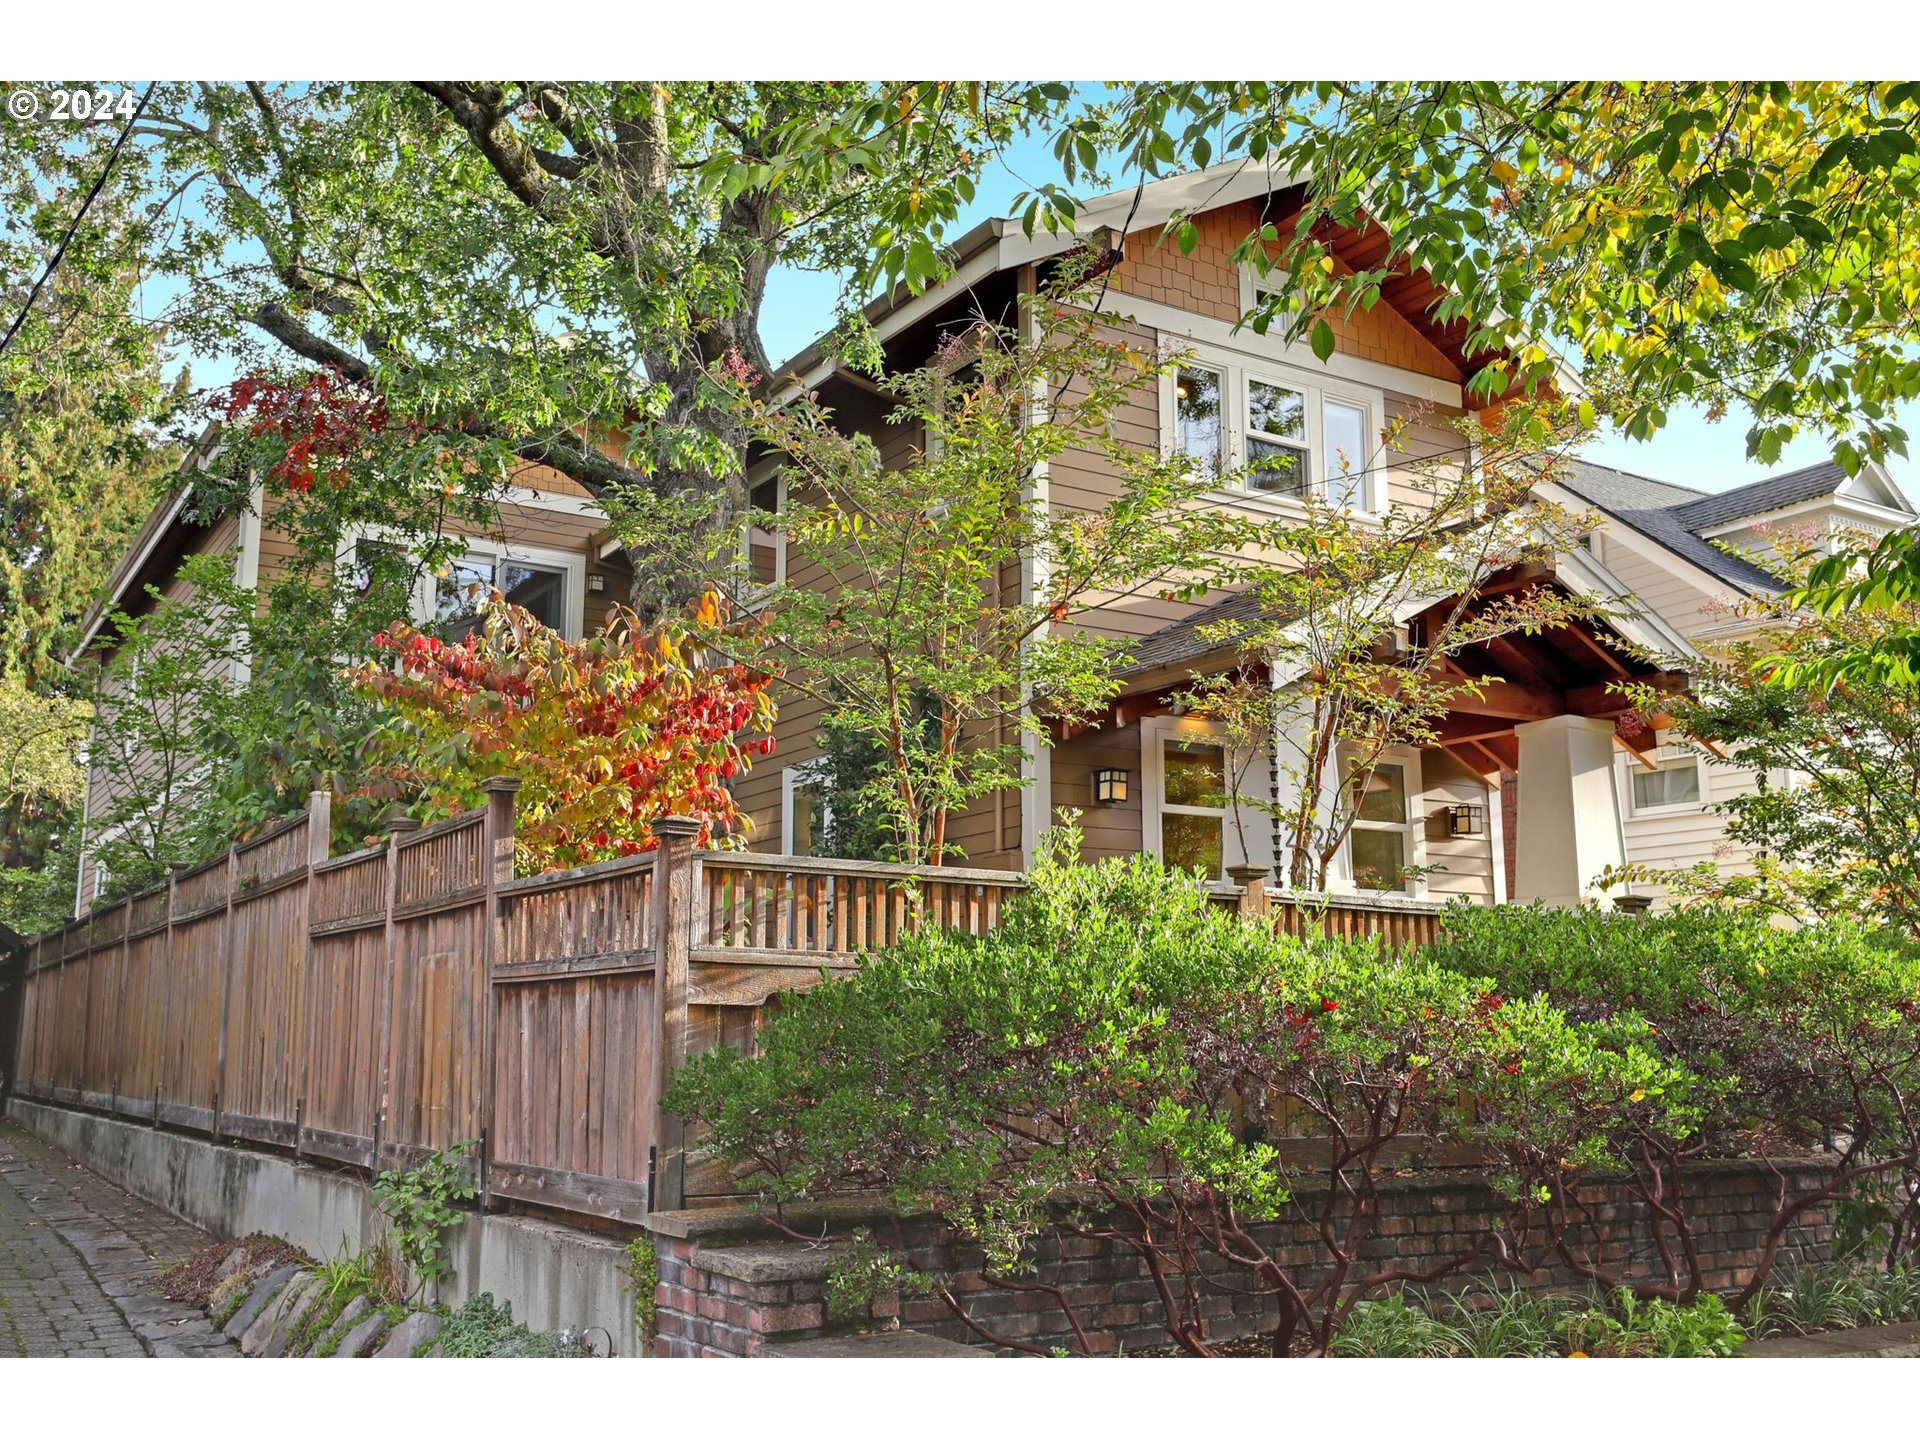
[7, 1099, 644, 1357]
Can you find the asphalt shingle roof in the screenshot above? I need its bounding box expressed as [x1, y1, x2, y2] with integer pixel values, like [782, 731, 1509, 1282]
[1556, 459, 1785, 594]
[1116, 589, 1282, 679]
[1123, 457, 1828, 682]
[1666, 460, 1848, 530]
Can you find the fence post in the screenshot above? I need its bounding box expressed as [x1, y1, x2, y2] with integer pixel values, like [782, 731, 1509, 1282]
[1228, 864, 1271, 922]
[295, 791, 331, 1160]
[372, 812, 421, 1177]
[212, 845, 238, 1140]
[650, 817, 702, 1214]
[158, 862, 184, 1126]
[477, 777, 519, 1210]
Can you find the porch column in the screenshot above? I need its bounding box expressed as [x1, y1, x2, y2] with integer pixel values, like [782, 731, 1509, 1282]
[1510, 715, 1626, 908]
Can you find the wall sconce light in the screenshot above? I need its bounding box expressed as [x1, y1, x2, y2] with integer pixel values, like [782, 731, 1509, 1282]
[586, 572, 607, 594]
[1446, 803, 1486, 837]
[1093, 767, 1129, 805]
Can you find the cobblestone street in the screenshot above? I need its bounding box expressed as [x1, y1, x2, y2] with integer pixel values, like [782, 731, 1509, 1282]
[0, 1120, 236, 1357]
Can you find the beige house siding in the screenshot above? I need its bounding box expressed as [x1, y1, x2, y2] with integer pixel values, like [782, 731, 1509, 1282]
[1419, 749, 1500, 904]
[1583, 524, 1772, 901]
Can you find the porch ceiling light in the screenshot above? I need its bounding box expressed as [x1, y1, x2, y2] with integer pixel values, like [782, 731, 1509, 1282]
[1446, 803, 1485, 837]
[1093, 767, 1129, 805]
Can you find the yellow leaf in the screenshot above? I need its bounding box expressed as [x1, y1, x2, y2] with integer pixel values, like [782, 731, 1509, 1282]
[1490, 160, 1519, 186]
[1629, 1089, 1647, 1103]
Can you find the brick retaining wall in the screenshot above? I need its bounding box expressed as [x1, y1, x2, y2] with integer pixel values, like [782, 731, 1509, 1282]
[646, 1160, 1836, 1357]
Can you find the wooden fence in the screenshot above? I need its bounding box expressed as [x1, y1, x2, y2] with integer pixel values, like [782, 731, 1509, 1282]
[9, 787, 1445, 1222]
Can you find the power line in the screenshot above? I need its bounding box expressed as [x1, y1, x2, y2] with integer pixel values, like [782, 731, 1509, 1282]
[0, 83, 154, 363]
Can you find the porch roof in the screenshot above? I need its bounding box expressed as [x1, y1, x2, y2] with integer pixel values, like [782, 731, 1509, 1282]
[1099, 557, 1695, 780]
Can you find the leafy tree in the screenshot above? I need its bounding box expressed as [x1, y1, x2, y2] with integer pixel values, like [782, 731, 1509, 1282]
[0, 263, 183, 688]
[350, 591, 775, 871]
[675, 280, 1245, 865]
[1178, 402, 1601, 890]
[5, 81, 1069, 614]
[0, 675, 90, 932]
[0, 232, 182, 926]
[1043, 82, 1920, 469]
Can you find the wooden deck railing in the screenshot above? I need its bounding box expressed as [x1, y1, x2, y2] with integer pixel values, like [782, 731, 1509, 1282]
[9, 788, 1444, 1223]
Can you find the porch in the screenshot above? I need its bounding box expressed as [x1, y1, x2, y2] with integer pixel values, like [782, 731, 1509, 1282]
[1046, 558, 1694, 908]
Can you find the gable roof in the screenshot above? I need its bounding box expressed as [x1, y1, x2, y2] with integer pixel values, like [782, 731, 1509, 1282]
[1554, 459, 1784, 594]
[773, 160, 1576, 403]
[1556, 455, 1917, 596]
[1114, 543, 1695, 690]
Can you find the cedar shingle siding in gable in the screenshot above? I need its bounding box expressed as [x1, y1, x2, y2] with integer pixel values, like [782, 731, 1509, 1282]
[1106, 200, 1463, 383]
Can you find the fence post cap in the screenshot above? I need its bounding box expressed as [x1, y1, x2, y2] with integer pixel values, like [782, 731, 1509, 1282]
[480, 776, 523, 794]
[384, 809, 423, 834]
[651, 816, 703, 840]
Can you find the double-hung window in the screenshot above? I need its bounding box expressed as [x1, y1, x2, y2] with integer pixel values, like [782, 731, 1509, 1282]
[744, 473, 786, 592]
[1343, 750, 1424, 894]
[1167, 350, 1382, 512]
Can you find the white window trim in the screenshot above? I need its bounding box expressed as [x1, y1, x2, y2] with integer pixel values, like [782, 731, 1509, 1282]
[338, 526, 587, 640]
[1618, 745, 1707, 819]
[780, 761, 831, 857]
[1159, 344, 1386, 517]
[741, 465, 788, 605]
[1340, 746, 1428, 898]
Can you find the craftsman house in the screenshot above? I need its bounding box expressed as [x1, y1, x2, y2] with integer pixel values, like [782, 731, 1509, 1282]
[68, 163, 1916, 915]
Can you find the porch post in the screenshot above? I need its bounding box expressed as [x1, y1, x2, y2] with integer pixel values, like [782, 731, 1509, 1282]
[1510, 715, 1627, 908]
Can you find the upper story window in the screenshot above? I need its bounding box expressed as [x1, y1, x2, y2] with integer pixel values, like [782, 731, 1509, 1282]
[343, 531, 586, 641]
[434, 554, 568, 642]
[745, 475, 784, 589]
[1165, 348, 1382, 513]
[1173, 364, 1225, 479]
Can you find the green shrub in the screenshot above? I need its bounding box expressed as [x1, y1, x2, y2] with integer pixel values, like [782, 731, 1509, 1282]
[669, 836, 1692, 1357]
[1329, 1295, 1464, 1357]
[1559, 1290, 1746, 1358]
[372, 1141, 477, 1300]
[1750, 1262, 1920, 1335]
[1442, 1280, 1574, 1358]
[1429, 903, 1920, 1291]
[432, 1291, 591, 1359]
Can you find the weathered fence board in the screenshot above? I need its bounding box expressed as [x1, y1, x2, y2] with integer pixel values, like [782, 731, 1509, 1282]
[11, 785, 1448, 1225]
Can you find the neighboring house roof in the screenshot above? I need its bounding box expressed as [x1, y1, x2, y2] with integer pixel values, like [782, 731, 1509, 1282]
[1665, 461, 1850, 531]
[1556, 455, 1918, 597]
[1555, 458, 1785, 594]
